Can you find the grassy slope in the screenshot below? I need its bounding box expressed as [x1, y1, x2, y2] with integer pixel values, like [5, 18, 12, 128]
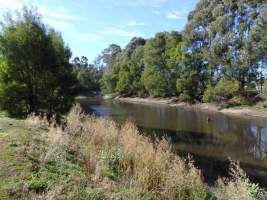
[0, 113, 30, 200]
[0, 114, 155, 200]
[0, 107, 265, 200]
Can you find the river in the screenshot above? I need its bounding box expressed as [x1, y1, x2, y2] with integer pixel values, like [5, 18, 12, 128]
[78, 97, 267, 186]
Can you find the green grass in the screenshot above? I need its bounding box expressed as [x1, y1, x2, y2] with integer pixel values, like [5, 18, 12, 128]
[0, 113, 28, 200]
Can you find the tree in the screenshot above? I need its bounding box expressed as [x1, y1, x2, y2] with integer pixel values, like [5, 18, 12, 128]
[97, 1, 266, 103]
[183, 0, 219, 101]
[166, 31, 183, 94]
[122, 37, 146, 58]
[0, 7, 77, 116]
[143, 32, 170, 97]
[249, 3, 267, 92]
[185, 0, 266, 94]
[99, 44, 122, 93]
[116, 38, 146, 96]
[72, 56, 102, 92]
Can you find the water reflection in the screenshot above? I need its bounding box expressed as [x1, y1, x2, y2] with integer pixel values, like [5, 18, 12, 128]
[78, 98, 267, 186]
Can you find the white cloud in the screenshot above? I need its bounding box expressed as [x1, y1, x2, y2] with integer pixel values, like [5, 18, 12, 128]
[127, 0, 166, 7]
[0, 1, 86, 32]
[71, 33, 104, 41]
[44, 18, 73, 30]
[153, 10, 161, 15]
[38, 5, 86, 21]
[166, 10, 182, 19]
[126, 20, 146, 27]
[100, 27, 143, 38]
[69, 26, 143, 42]
[0, 0, 23, 10]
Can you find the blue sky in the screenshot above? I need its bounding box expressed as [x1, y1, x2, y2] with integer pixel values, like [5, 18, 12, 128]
[0, 0, 198, 62]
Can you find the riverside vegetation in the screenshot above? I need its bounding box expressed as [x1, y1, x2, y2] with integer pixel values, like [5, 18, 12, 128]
[99, 0, 267, 105]
[0, 104, 266, 200]
[1, 2, 267, 118]
[0, 2, 267, 200]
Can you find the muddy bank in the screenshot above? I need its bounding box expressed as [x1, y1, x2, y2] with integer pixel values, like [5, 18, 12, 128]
[117, 97, 267, 118]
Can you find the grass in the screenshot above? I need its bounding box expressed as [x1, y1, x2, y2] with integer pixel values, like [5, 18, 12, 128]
[0, 106, 266, 199]
[0, 113, 29, 200]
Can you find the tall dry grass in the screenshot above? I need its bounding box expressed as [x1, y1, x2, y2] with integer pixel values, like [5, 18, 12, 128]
[24, 104, 264, 199]
[64, 105, 207, 198]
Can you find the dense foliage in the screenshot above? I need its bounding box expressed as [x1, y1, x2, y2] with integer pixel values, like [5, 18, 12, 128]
[72, 56, 103, 93]
[0, 1, 267, 116]
[99, 0, 267, 102]
[0, 8, 77, 116]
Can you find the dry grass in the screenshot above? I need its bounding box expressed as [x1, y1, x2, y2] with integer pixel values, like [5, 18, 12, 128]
[19, 104, 266, 199]
[64, 105, 207, 198]
[213, 162, 254, 200]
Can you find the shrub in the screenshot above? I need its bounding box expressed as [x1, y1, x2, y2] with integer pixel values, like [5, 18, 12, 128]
[179, 92, 192, 102]
[247, 183, 267, 200]
[176, 70, 202, 102]
[0, 83, 28, 117]
[213, 161, 254, 200]
[214, 80, 239, 99]
[142, 72, 169, 97]
[203, 80, 239, 103]
[203, 84, 215, 103]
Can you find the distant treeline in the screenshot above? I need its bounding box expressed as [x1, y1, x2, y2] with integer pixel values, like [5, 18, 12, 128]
[99, 0, 267, 103]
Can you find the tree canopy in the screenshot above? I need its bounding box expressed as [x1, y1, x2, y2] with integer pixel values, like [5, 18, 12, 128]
[1, 1, 267, 117]
[99, 0, 267, 103]
[0, 8, 77, 116]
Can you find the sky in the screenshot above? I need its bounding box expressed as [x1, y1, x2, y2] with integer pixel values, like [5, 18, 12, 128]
[0, 0, 198, 62]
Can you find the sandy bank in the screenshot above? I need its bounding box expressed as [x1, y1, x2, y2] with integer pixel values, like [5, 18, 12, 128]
[117, 97, 267, 119]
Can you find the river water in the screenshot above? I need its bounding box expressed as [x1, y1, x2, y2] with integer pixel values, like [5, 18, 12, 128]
[78, 97, 267, 186]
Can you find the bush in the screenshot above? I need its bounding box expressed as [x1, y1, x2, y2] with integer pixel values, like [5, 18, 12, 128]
[176, 70, 201, 102]
[142, 72, 169, 97]
[203, 84, 215, 103]
[179, 92, 192, 102]
[202, 80, 239, 103]
[0, 83, 28, 117]
[214, 80, 239, 99]
[247, 183, 267, 200]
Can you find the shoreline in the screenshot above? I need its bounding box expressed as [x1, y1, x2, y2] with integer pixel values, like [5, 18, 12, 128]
[116, 97, 267, 119]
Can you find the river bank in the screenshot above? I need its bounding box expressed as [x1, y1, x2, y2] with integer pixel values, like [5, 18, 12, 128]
[117, 97, 267, 118]
[1, 107, 262, 199]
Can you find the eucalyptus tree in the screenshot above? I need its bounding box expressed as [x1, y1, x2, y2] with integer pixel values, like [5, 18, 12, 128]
[116, 38, 146, 95]
[99, 44, 122, 93]
[185, 0, 266, 93]
[142, 32, 183, 97]
[72, 56, 102, 92]
[142, 32, 170, 97]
